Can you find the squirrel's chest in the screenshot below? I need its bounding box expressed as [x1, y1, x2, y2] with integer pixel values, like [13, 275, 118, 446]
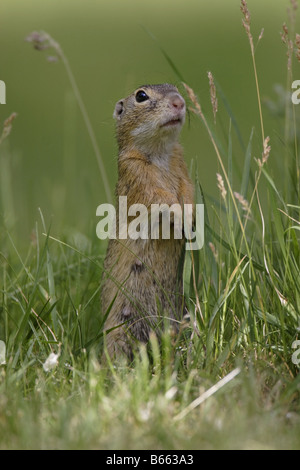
[119, 163, 182, 198]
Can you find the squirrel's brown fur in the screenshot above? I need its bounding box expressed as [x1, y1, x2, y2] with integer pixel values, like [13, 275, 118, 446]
[101, 84, 194, 360]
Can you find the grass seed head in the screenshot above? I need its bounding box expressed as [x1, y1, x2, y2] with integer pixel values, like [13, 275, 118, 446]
[296, 33, 300, 61]
[0, 112, 18, 144]
[240, 0, 253, 50]
[234, 192, 252, 219]
[257, 136, 271, 167]
[182, 82, 202, 115]
[208, 71, 218, 124]
[216, 173, 227, 200]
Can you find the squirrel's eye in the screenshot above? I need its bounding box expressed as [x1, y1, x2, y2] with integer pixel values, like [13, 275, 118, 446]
[135, 90, 149, 103]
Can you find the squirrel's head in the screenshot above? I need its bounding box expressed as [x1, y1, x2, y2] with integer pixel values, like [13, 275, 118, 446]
[113, 84, 186, 155]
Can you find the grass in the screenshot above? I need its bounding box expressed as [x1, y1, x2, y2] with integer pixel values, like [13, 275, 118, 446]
[1, 0, 300, 450]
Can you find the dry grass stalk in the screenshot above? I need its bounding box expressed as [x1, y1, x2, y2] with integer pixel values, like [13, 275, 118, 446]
[281, 23, 294, 70]
[208, 242, 219, 263]
[234, 192, 252, 219]
[257, 136, 271, 167]
[287, 0, 298, 26]
[258, 28, 264, 42]
[25, 31, 59, 62]
[281, 0, 300, 67]
[183, 82, 202, 116]
[25, 30, 113, 203]
[183, 81, 250, 253]
[208, 71, 218, 124]
[240, 0, 254, 53]
[0, 113, 18, 145]
[240, 0, 265, 143]
[281, 22, 289, 45]
[296, 33, 300, 61]
[216, 173, 227, 200]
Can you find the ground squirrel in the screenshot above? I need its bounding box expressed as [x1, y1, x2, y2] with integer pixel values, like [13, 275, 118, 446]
[101, 83, 194, 360]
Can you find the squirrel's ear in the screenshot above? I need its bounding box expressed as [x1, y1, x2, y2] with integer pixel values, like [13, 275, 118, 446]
[113, 100, 124, 120]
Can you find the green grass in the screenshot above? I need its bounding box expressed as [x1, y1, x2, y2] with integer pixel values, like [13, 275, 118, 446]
[1, 0, 300, 450]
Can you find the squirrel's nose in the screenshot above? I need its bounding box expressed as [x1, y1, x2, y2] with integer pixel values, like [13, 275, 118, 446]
[169, 93, 185, 110]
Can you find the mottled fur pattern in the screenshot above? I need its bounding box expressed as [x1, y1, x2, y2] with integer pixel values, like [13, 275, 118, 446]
[101, 84, 194, 360]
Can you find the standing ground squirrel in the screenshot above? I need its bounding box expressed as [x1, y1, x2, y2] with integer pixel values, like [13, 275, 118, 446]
[101, 83, 194, 360]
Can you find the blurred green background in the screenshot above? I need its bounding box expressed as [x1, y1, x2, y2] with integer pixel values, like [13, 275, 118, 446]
[0, 0, 298, 251]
